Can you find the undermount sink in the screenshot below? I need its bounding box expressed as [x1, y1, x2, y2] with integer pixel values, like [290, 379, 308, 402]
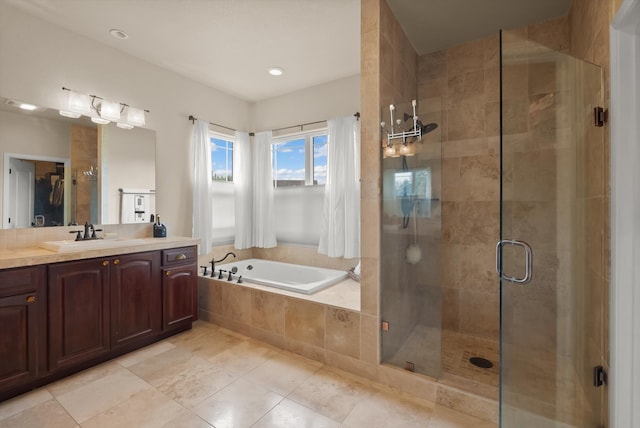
[39, 238, 147, 253]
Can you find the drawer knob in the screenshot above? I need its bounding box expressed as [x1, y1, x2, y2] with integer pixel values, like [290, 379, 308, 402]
[26, 295, 36, 303]
[102, 260, 109, 266]
[165, 270, 171, 276]
[114, 259, 120, 265]
[175, 253, 187, 260]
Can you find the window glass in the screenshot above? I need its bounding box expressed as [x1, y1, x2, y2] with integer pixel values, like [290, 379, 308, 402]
[313, 135, 327, 185]
[211, 136, 233, 181]
[272, 138, 306, 187]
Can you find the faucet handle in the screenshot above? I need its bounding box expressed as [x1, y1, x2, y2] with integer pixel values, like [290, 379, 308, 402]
[200, 265, 209, 276]
[69, 230, 83, 241]
[92, 228, 103, 239]
[218, 269, 226, 280]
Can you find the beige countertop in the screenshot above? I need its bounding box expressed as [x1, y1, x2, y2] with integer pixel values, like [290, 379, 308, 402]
[0, 236, 200, 270]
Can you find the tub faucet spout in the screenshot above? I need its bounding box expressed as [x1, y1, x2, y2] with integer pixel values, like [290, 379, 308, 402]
[215, 252, 237, 264]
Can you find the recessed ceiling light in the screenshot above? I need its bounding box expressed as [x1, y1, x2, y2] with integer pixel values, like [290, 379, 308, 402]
[268, 67, 284, 76]
[110, 29, 129, 40]
[5, 99, 44, 111]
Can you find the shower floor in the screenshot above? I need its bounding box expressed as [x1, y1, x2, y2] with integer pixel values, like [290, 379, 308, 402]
[387, 325, 499, 400]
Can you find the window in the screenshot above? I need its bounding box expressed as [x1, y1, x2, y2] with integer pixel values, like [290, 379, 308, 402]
[272, 130, 327, 187]
[210, 134, 233, 182]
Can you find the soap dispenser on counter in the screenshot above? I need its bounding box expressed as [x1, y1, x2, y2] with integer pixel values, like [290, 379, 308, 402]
[153, 214, 167, 238]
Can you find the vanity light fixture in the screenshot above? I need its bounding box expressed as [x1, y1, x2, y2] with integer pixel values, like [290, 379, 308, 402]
[99, 99, 121, 122]
[91, 116, 110, 125]
[126, 107, 146, 127]
[268, 67, 284, 76]
[60, 87, 148, 130]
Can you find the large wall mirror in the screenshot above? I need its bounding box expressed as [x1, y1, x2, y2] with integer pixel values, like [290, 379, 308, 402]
[0, 97, 156, 229]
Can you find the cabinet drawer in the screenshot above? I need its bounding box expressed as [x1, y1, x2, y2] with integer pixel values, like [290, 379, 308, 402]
[162, 246, 196, 266]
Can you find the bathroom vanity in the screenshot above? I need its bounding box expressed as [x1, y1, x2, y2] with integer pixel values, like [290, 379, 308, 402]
[0, 238, 198, 402]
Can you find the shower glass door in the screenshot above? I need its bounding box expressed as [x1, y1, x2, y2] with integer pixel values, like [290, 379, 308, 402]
[499, 30, 604, 427]
[380, 99, 443, 379]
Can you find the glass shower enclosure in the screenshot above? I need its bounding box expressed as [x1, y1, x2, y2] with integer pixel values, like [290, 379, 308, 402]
[380, 29, 605, 427]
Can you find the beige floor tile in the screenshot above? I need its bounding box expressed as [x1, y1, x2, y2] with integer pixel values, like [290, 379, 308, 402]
[253, 398, 341, 428]
[127, 347, 194, 382]
[287, 367, 375, 423]
[342, 390, 434, 428]
[243, 352, 322, 396]
[0, 399, 78, 428]
[191, 378, 283, 428]
[148, 355, 236, 409]
[160, 411, 213, 427]
[0, 388, 52, 421]
[116, 341, 177, 368]
[169, 321, 244, 358]
[206, 339, 277, 377]
[427, 405, 497, 428]
[81, 388, 186, 428]
[54, 365, 151, 423]
[47, 361, 122, 398]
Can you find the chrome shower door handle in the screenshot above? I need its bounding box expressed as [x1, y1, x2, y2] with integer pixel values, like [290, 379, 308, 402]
[496, 239, 533, 284]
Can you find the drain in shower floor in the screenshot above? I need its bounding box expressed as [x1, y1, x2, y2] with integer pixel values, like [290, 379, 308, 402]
[469, 356, 494, 369]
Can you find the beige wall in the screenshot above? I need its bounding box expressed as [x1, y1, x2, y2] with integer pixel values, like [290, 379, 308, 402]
[0, 3, 251, 237]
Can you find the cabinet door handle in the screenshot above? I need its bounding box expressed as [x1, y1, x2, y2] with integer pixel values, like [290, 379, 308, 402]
[165, 270, 171, 276]
[102, 260, 109, 266]
[175, 253, 187, 260]
[26, 295, 36, 303]
[113, 259, 120, 265]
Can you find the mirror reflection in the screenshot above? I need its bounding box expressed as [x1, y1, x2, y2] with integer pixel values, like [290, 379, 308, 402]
[0, 97, 156, 228]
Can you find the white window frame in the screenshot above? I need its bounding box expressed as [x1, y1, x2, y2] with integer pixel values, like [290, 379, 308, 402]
[272, 128, 328, 187]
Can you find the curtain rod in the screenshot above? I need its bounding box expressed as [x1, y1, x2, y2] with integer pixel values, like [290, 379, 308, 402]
[271, 111, 360, 133]
[188, 115, 236, 132]
[189, 111, 360, 135]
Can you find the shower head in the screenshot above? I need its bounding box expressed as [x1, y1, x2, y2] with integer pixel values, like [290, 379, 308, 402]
[421, 122, 438, 134]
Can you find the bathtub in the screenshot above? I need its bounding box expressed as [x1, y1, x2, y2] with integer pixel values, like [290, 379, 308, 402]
[214, 258, 348, 294]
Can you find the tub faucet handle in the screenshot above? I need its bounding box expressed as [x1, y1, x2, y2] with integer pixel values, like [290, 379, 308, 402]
[237, 275, 243, 284]
[200, 265, 209, 276]
[227, 270, 234, 281]
[218, 269, 226, 280]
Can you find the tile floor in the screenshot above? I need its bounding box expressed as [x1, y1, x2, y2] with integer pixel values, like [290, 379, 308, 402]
[0, 321, 497, 428]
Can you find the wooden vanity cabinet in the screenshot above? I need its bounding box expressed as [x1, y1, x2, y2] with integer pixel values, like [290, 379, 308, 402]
[48, 259, 110, 371]
[0, 244, 197, 402]
[110, 251, 161, 349]
[161, 247, 198, 331]
[48, 251, 162, 370]
[0, 266, 46, 391]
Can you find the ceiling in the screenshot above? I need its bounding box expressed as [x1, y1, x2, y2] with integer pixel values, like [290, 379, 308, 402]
[6, 0, 572, 103]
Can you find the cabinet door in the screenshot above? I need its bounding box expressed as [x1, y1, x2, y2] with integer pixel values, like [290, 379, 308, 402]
[111, 251, 161, 348]
[48, 259, 110, 371]
[0, 267, 46, 392]
[162, 263, 197, 331]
